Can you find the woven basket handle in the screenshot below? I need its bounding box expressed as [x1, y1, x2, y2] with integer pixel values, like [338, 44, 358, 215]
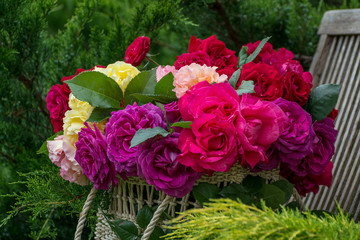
[74, 187, 98, 240]
[141, 195, 173, 240]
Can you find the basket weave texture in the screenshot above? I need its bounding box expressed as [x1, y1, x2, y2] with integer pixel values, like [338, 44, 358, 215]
[95, 164, 281, 240]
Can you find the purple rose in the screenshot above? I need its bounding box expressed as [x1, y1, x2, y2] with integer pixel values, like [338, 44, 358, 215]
[164, 101, 181, 123]
[106, 103, 167, 179]
[75, 123, 118, 190]
[303, 117, 337, 175]
[271, 98, 315, 174]
[253, 145, 280, 172]
[137, 133, 201, 198]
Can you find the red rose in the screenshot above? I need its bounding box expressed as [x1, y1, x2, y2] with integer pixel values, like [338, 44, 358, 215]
[174, 51, 212, 70]
[124, 36, 150, 66]
[282, 71, 312, 106]
[187, 35, 238, 76]
[281, 161, 333, 196]
[217, 67, 236, 79]
[46, 84, 71, 133]
[245, 41, 276, 63]
[327, 108, 339, 120]
[237, 62, 284, 101]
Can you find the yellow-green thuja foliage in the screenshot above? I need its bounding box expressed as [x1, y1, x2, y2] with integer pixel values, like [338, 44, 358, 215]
[165, 198, 360, 240]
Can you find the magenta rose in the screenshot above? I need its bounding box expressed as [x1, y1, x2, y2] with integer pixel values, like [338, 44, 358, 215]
[177, 81, 242, 173]
[137, 133, 201, 198]
[237, 62, 284, 101]
[178, 81, 241, 123]
[177, 114, 240, 173]
[106, 103, 167, 179]
[46, 83, 71, 133]
[237, 94, 287, 168]
[174, 51, 212, 70]
[124, 36, 150, 66]
[75, 123, 118, 190]
[271, 98, 315, 173]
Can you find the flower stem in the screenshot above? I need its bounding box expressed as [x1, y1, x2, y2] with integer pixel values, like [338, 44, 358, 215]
[145, 56, 160, 66]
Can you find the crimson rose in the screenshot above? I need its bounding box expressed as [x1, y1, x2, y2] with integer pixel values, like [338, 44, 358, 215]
[124, 36, 150, 66]
[237, 62, 284, 101]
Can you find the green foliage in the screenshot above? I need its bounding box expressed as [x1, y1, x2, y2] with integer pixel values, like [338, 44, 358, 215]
[192, 176, 294, 209]
[306, 84, 341, 121]
[165, 198, 360, 240]
[130, 127, 170, 148]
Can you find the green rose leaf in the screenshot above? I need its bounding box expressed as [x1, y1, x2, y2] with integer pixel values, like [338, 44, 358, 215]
[87, 107, 120, 123]
[171, 121, 192, 128]
[242, 176, 266, 194]
[155, 72, 176, 99]
[228, 69, 240, 89]
[246, 36, 271, 63]
[37, 131, 63, 155]
[148, 226, 165, 240]
[131, 93, 176, 104]
[66, 71, 123, 108]
[219, 183, 253, 204]
[286, 201, 301, 211]
[236, 80, 255, 95]
[271, 180, 294, 204]
[192, 182, 221, 204]
[108, 220, 139, 240]
[238, 46, 249, 69]
[307, 84, 341, 121]
[258, 184, 285, 209]
[136, 205, 154, 229]
[124, 69, 157, 105]
[130, 127, 170, 149]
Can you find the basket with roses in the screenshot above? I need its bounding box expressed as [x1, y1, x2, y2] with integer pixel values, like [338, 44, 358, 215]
[43, 35, 340, 240]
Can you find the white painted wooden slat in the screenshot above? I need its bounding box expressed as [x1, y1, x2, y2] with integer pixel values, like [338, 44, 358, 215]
[306, 25, 360, 218]
[328, 38, 360, 211]
[318, 40, 360, 211]
[319, 37, 340, 85]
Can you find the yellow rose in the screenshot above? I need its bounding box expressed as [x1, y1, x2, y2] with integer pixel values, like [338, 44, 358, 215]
[63, 108, 93, 147]
[68, 93, 93, 114]
[94, 61, 140, 92]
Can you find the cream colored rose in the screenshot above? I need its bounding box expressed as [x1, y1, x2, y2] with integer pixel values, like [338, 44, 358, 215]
[94, 61, 140, 92]
[173, 63, 228, 98]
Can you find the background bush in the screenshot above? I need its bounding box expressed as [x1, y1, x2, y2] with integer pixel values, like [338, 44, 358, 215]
[1, 0, 359, 239]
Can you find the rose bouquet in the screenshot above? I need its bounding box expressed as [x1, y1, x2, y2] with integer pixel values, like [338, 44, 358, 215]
[44, 35, 340, 238]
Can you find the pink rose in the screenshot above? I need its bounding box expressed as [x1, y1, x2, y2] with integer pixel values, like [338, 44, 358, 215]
[124, 36, 150, 67]
[174, 51, 212, 70]
[156, 65, 178, 82]
[177, 82, 242, 173]
[237, 94, 287, 168]
[173, 63, 227, 98]
[47, 135, 88, 185]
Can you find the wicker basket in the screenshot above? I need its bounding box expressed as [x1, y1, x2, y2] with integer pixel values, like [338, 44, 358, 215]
[93, 164, 283, 240]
